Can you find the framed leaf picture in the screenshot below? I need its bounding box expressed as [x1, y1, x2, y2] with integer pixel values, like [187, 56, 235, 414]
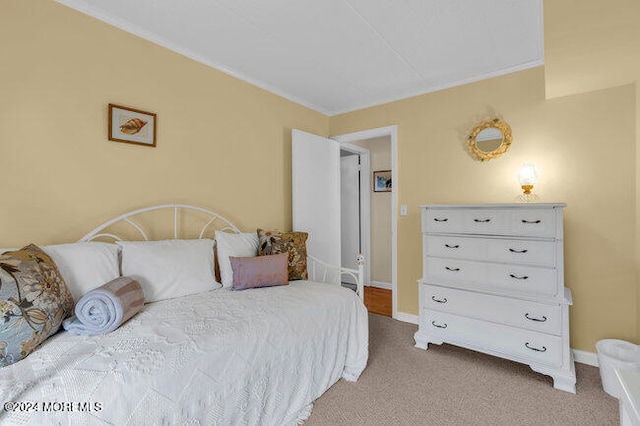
[108, 104, 157, 147]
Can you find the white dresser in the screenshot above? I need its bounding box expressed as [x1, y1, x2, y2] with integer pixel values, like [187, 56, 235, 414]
[414, 203, 576, 393]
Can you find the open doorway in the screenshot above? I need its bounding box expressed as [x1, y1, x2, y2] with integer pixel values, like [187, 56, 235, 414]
[333, 126, 398, 319]
[339, 144, 370, 291]
[340, 138, 392, 317]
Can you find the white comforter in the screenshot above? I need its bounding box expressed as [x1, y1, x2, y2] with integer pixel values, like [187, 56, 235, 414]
[0, 281, 368, 425]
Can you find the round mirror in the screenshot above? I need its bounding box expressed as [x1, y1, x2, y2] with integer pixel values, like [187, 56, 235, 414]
[467, 118, 512, 162]
[475, 128, 503, 152]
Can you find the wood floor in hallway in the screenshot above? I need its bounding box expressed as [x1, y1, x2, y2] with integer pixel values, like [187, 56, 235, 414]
[364, 286, 392, 317]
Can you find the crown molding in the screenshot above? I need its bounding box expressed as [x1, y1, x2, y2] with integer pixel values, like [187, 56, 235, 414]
[54, 0, 544, 117]
[53, 0, 333, 115]
[329, 59, 544, 116]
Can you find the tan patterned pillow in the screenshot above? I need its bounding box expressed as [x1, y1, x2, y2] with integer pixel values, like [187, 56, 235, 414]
[0, 245, 74, 367]
[257, 229, 308, 280]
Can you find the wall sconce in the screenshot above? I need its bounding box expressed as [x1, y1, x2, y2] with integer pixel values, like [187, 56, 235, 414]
[518, 163, 539, 202]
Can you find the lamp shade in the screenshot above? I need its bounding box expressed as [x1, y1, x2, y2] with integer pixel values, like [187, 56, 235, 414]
[518, 163, 539, 186]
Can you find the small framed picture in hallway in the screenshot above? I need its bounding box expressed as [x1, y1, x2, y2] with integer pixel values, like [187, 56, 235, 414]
[373, 170, 392, 192]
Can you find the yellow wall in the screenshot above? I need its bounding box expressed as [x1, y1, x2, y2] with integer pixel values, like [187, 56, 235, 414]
[543, 0, 640, 348]
[544, 0, 640, 100]
[637, 83, 640, 344]
[0, 0, 328, 247]
[330, 68, 637, 351]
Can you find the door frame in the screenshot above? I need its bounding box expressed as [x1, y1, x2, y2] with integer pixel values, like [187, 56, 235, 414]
[339, 143, 371, 288]
[331, 125, 398, 319]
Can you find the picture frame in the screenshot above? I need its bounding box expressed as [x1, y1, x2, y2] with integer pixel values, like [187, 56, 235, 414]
[108, 104, 157, 147]
[373, 170, 392, 192]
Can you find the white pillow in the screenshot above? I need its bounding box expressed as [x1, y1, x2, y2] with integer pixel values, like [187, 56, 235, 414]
[215, 231, 259, 288]
[43, 242, 121, 302]
[118, 239, 219, 302]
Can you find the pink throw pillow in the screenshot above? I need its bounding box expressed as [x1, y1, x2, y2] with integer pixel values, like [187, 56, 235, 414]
[230, 252, 289, 290]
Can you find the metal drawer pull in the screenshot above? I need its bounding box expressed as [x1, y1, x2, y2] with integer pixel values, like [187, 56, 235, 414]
[434, 218, 448, 222]
[521, 219, 541, 224]
[445, 267, 460, 272]
[525, 342, 547, 352]
[431, 321, 447, 329]
[474, 218, 491, 223]
[445, 244, 460, 249]
[431, 296, 447, 303]
[525, 313, 547, 322]
[509, 248, 528, 253]
[509, 274, 529, 280]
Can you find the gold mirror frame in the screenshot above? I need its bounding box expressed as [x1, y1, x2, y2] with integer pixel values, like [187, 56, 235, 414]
[467, 118, 513, 162]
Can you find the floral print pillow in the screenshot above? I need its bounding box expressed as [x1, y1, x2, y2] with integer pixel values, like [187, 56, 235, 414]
[0, 245, 74, 367]
[257, 229, 309, 281]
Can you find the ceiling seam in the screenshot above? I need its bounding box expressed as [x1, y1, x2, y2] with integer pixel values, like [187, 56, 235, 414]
[342, 0, 429, 84]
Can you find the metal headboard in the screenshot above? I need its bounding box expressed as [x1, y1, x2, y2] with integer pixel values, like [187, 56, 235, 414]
[79, 204, 240, 242]
[79, 204, 365, 300]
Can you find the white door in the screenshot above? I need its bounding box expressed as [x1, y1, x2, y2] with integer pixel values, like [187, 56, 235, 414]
[292, 129, 341, 269]
[340, 154, 360, 282]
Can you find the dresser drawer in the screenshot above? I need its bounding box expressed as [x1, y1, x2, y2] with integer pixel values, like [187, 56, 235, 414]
[462, 209, 504, 235]
[426, 257, 558, 297]
[422, 207, 558, 238]
[426, 235, 484, 261]
[426, 235, 556, 267]
[422, 310, 562, 367]
[423, 208, 503, 234]
[506, 209, 557, 238]
[422, 209, 466, 233]
[423, 284, 562, 335]
[488, 238, 557, 266]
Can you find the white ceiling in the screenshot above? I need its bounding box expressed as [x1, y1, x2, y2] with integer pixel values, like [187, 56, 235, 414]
[55, 0, 544, 115]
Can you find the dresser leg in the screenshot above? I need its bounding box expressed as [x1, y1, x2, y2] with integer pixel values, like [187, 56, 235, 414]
[551, 373, 577, 394]
[414, 331, 443, 350]
[529, 363, 577, 394]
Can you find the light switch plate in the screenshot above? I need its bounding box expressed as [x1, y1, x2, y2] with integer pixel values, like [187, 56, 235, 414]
[400, 204, 408, 216]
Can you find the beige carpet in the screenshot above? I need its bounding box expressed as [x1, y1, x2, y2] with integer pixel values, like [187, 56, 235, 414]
[307, 314, 618, 426]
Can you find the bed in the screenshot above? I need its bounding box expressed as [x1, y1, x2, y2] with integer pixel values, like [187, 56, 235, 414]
[0, 205, 369, 425]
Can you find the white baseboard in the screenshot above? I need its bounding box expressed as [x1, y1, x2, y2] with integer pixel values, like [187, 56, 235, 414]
[394, 312, 419, 324]
[573, 349, 598, 367]
[394, 313, 600, 368]
[370, 281, 392, 290]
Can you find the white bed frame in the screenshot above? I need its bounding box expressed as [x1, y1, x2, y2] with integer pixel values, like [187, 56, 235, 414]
[79, 204, 365, 299]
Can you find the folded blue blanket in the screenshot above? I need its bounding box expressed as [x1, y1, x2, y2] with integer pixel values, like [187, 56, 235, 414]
[63, 276, 144, 336]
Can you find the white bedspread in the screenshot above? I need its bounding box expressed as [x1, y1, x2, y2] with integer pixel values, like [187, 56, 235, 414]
[0, 281, 368, 425]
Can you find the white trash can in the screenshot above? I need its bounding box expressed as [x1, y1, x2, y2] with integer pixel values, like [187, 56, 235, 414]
[596, 339, 640, 398]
